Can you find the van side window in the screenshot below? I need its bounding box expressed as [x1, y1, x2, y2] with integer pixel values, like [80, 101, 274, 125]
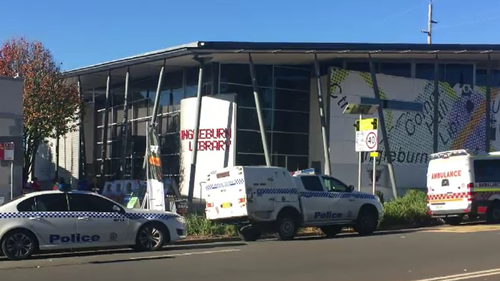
[474, 159, 500, 182]
[300, 176, 325, 192]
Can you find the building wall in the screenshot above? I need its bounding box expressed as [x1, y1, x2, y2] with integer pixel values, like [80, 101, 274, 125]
[309, 61, 498, 198]
[0, 77, 23, 201]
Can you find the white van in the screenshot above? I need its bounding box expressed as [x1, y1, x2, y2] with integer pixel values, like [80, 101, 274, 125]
[427, 149, 500, 225]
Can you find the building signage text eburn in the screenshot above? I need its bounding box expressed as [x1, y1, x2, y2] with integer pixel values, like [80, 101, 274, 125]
[180, 128, 232, 151]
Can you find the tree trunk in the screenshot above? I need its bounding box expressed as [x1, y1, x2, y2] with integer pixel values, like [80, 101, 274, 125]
[55, 132, 59, 180]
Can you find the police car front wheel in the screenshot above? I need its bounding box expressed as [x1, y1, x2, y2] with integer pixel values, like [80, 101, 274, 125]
[134, 223, 168, 251]
[1, 229, 38, 260]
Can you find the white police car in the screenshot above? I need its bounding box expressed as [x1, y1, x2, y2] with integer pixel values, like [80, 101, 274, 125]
[0, 190, 187, 260]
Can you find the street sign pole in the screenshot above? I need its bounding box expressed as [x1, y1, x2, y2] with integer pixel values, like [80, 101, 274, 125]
[355, 118, 378, 194]
[0, 142, 15, 200]
[358, 114, 362, 192]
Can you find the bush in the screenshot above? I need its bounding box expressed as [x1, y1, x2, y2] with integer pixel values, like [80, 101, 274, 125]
[380, 189, 430, 228]
[185, 213, 236, 237]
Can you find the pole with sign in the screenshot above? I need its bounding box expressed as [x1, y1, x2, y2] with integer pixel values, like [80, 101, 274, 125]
[0, 142, 15, 200]
[370, 151, 379, 195]
[354, 118, 378, 194]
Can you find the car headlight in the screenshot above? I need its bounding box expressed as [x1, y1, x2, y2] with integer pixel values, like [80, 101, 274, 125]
[176, 215, 186, 224]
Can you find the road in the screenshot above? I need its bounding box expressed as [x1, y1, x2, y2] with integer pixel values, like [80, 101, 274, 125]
[2, 224, 500, 281]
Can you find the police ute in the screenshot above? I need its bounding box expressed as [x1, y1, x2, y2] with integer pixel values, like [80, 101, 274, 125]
[204, 166, 384, 241]
[427, 149, 500, 225]
[0, 189, 186, 260]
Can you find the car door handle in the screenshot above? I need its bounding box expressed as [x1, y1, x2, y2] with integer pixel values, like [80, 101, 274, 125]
[349, 197, 355, 201]
[28, 216, 41, 220]
[78, 216, 89, 220]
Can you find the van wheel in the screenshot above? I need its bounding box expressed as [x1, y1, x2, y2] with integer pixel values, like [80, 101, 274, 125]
[444, 217, 462, 226]
[354, 209, 378, 236]
[320, 226, 343, 238]
[486, 202, 500, 224]
[274, 215, 297, 241]
[237, 225, 261, 242]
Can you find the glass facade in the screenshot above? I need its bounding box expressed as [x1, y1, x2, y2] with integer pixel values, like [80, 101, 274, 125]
[219, 64, 311, 170]
[84, 55, 499, 185]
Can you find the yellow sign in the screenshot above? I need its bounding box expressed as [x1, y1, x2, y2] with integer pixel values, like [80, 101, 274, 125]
[355, 118, 378, 131]
[370, 152, 379, 158]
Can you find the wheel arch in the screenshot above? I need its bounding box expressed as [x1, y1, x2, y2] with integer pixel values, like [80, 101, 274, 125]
[276, 206, 302, 224]
[358, 203, 379, 221]
[138, 220, 171, 244]
[0, 227, 40, 253]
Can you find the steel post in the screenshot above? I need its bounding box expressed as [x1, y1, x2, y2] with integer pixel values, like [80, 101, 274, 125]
[248, 53, 271, 166]
[143, 61, 166, 169]
[313, 53, 331, 175]
[77, 76, 86, 180]
[187, 58, 205, 203]
[486, 54, 492, 152]
[432, 56, 439, 153]
[121, 68, 130, 177]
[100, 71, 111, 179]
[358, 114, 362, 191]
[368, 55, 398, 199]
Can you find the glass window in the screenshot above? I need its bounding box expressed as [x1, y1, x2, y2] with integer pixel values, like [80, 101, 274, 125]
[346, 62, 371, 73]
[237, 108, 273, 131]
[379, 62, 411, 78]
[161, 154, 180, 176]
[160, 133, 180, 155]
[474, 159, 500, 182]
[272, 155, 308, 171]
[273, 111, 309, 133]
[416, 63, 445, 81]
[445, 64, 473, 86]
[274, 89, 309, 112]
[274, 66, 310, 91]
[68, 193, 122, 212]
[112, 91, 125, 107]
[34, 194, 69, 211]
[236, 130, 272, 154]
[300, 176, 324, 192]
[236, 153, 266, 166]
[322, 176, 350, 192]
[476, 69, 500, 87]
[220, 83, 272, 109]
[220, 64, 273, 87]
[17, 197, 36, 212]
[272, 133, 309, 155]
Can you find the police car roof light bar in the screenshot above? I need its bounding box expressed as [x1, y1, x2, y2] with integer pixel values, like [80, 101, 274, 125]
[292, 168, 316, 175]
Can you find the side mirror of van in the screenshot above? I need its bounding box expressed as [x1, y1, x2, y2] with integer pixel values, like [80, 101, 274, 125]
[348, 185, 354, 192]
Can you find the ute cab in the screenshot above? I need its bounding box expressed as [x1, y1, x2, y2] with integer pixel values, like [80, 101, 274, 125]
[427, 149, 500, 225]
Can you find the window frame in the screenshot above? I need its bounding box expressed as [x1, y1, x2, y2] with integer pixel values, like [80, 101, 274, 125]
[300, 176, 325, 192]
[473, 159, 500, 183]
[68, 193, 125, 213]
[321, 176, 351, 193]
[33, 193, 70, 212]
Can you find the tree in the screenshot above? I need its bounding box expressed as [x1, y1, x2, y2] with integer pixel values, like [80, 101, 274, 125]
[0, 37, 81, 181]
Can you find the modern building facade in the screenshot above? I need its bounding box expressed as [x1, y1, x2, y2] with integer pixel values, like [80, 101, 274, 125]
[33, 41, 500, 199]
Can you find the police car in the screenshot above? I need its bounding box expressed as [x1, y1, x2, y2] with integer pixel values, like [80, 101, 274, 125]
[0, 190, 186, 260]
[204, 166, 384, 241]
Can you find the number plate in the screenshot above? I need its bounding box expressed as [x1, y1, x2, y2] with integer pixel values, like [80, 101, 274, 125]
[434, 205, 443, 210]
[221, 202, 232, 208]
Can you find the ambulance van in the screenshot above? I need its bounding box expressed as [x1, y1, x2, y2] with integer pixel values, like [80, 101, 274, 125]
[427, 149, 500, 225]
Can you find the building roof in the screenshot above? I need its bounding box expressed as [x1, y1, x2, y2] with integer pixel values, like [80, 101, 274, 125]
[63, 41, 500, 78]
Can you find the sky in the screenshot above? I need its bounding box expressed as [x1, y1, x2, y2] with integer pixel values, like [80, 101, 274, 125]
[1, 0, 499, 71]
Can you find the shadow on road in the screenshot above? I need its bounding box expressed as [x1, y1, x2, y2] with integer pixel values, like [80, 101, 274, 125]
[292, 228, 421, 242]
[0, 242, 247, 262]
[89, 255, 175, 264]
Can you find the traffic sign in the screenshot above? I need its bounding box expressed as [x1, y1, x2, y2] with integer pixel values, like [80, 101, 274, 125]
[0, 142, 14, 161]
[370, 151, 379, 158]
[354, 118, 378, 132]
[355, 130, 378, 152]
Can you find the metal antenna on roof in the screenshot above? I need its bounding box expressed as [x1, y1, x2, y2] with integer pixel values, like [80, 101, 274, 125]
[421, 0, 438, 44]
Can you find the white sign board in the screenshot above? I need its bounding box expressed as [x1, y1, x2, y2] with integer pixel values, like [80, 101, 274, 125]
[355, 130, 378, 152]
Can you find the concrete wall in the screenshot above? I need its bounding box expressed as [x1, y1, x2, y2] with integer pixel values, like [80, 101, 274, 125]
[0, 77, 24, 202]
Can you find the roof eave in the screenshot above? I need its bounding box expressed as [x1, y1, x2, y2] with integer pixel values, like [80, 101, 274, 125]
[62, 41, 201, 77]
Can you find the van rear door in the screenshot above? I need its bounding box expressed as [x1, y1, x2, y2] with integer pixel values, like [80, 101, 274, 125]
[427, 156, 471, 213]
[205, 167, 248, 221]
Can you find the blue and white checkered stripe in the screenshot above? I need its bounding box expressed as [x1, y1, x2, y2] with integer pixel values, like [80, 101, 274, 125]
[254, 189, 376, 200]
[256, 188, 298, 196]
[205, 178, 245, 191]
[0, 211, 172, 220]
[299, 192, 376, 200]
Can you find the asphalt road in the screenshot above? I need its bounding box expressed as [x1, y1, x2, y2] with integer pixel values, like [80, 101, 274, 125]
[2, 224, 500, 281]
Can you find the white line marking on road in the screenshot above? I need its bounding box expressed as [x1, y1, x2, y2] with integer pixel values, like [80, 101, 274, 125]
[413, 268, 500, 281]
[127, 248, 242, 261]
